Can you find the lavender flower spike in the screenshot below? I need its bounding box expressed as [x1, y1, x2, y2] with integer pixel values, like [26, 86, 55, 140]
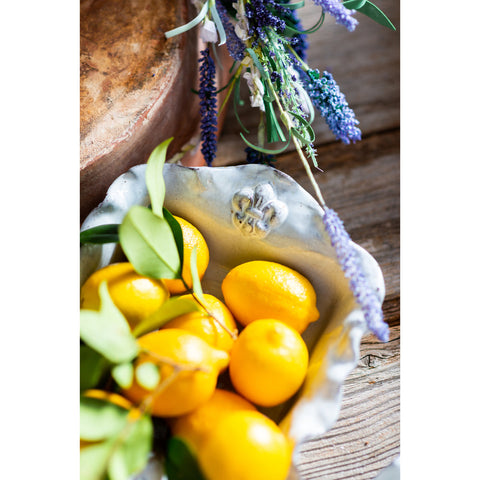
[323, 206, 389, 342]
[307, 69, 361, 144]
[198, 48, 218, 166]
[312, 0, 358, 32]
[215, 0, 245, 61]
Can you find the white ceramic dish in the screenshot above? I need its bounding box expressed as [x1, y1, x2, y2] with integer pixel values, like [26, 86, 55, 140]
[80, 162, 385, 479]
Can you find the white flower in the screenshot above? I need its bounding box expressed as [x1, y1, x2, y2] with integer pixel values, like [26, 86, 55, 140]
[243, 69, 265, 111]
[200, 18, 218, 43]
[232, 0, 250, 41]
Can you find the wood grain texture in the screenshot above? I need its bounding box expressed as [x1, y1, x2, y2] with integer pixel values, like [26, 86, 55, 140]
[80, 0, 203, 221]
[215, 2, 400, 478]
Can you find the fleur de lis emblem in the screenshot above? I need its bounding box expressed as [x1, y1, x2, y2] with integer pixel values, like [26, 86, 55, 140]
[231, 183, 288, 238]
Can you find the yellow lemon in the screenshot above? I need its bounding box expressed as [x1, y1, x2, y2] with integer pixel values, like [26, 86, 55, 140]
[222, 260, 319, 333]
[162, 216, 209, 294]
[229, 319, 309, 407]
[169, 389, 257, 454]
[80, 262, 170, 329]
[122, 329, 228, 417]
[197, 410, 293, 480]
[163, 294, 238, 352]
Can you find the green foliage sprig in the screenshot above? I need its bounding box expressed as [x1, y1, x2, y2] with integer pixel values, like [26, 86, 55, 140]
[80, 138, 221, 480]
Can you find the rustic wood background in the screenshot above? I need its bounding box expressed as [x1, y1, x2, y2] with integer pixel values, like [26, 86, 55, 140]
[214, 2, 400, 478]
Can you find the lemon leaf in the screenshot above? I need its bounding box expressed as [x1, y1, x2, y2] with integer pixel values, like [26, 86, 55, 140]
[108, 414, 153, 480]
[163, 207, 184, 269]
[165, 436, 207, 480]
[135, 362, 161, 391]
[80, 396, 129, 442]
[80, 345, 110, 392]
[132, 296, 201, 337]
[119, 206, 182, 280]
[112, 362, 134, 389]
[145, 138, 173, 218]
[190, 245, 205, 303]
[80, 440, 113, 480]
[80, 282, 139, 364]
[80, 223, 120, 245]
[80, 400, 153, 480]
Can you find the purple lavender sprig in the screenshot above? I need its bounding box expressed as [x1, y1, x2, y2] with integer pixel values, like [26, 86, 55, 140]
[322, 207, 389, 342]
[280, 7, 308, 61]
[312, 0, 358, 32]
[215, 0, 246, 61]
[198, 48, 218, 167]
[245, 0, 290, 41]
[306, 69, 361, 144]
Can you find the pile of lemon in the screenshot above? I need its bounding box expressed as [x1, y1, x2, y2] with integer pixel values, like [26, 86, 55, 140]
[81, 216, 320, 480]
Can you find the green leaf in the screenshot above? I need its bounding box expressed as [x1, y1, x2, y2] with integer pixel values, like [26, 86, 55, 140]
[145, 138, 173, 218]
[210, 1, 226, 46]
[135, 362, 161, 391]
[119, 205, 181, 280]
[80, 401, 153, 480]
[165, 437, 207, 480]
[288, 111, 316, 145]
[80, 282, 139, 364]
[80, 396, 130, 442]
[112, 362, 135, 389]
[357, 1, 396, 30]
[80, 345, 110, 392]
[283, 0, 305, 9]
[264, 93, 287, 144]
[80, 224, 119, 245]
[108, 414, 153, 480]
[165, 0, 209, 38]
[342, 0, 367, 9]
[240, 130, 292, 155]
[245, 48, 268, 80]
[132, 296, 201, 338]
[190, 246, 205, 303]
[284, 11, 325, 35]
[80, 440, 113, 480]
[163, 208, 184, 269]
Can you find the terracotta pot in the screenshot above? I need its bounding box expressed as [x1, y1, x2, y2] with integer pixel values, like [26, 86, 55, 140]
[80, 0, 232, 221]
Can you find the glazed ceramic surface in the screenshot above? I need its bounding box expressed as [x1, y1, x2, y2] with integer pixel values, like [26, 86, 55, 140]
[80, 163, 385, 479]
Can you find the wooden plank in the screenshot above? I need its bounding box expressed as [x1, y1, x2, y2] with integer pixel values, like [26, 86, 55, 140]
[296, 322, 400, 480]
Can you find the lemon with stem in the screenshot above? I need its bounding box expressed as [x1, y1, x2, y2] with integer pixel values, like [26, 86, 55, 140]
[163, 294, 238, 352]
[122, 329, 228, 417]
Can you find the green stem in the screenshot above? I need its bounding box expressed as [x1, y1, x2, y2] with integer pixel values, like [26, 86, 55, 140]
[287, 44, 309, 72]
[293, 136, 326, 206]
[218, 64, 244, 116]
[191, 293, 238, 340]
